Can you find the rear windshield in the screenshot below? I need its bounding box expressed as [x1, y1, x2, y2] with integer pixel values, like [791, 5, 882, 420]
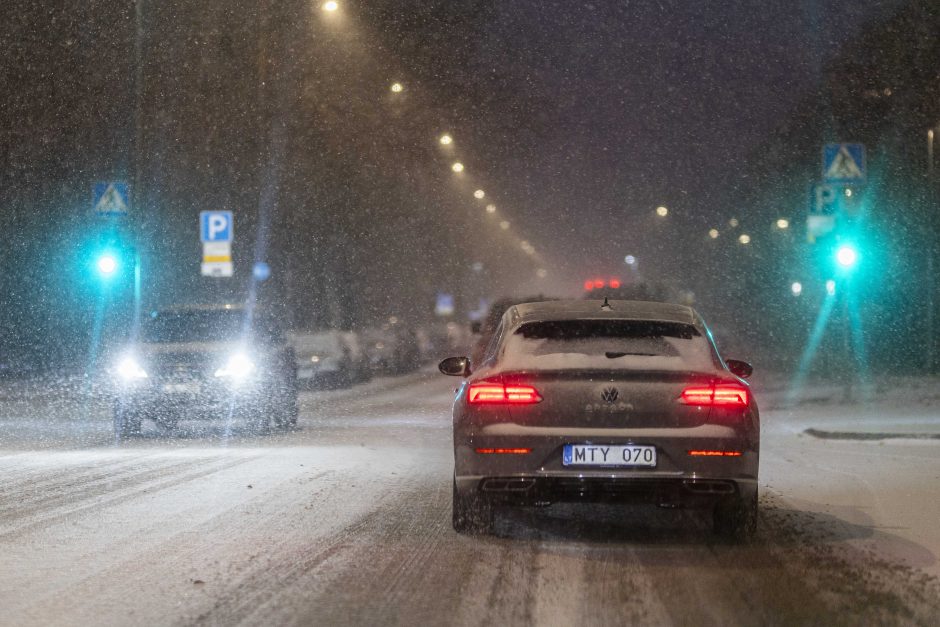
[500, 320, 720, 372]
[142, 310, 280, 344]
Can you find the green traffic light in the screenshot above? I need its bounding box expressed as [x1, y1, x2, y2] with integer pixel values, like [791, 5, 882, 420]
[835, 244, 858, 269]
[96, 253, 119, 276]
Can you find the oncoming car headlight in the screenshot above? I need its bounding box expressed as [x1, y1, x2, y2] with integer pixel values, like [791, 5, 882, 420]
[116, 357, 148, 381]
[214, 353, 256, 380]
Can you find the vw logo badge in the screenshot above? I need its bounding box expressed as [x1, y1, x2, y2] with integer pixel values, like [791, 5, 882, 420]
[601, 387, 619, 403]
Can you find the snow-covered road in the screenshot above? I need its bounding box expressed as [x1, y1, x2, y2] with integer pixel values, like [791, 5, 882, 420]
[1, 371, 938, 626]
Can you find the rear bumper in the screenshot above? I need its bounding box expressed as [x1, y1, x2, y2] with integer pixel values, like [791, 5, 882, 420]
[454, 422, 758, 506]
[456, 474, 757, 507]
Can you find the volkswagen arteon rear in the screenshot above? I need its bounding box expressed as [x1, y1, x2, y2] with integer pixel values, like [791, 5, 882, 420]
[440, 299, 759, 539]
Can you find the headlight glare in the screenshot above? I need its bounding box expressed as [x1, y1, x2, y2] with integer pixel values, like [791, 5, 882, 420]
[215, 353, 255, 379]
[116, 357, 148, 380]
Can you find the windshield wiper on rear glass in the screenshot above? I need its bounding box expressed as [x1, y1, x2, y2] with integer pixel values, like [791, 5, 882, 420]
[605, 351, 657, 358]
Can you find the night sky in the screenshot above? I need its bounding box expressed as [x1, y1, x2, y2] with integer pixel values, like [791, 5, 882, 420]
[427, 0, 904, 289]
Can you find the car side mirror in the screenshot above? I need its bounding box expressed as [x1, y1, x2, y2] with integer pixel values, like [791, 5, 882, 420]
[439, 356, 471, 377]
[726, 359, 753, 379]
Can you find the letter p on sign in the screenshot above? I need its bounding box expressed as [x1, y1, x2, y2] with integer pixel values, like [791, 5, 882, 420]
[200, 211, 233, 243]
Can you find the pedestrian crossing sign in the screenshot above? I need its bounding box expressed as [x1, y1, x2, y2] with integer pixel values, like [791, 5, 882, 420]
[93, 182, 130, 216]
[822, 144, 865, 183]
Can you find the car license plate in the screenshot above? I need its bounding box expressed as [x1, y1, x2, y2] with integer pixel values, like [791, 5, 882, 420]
[563, 444, 656, 467]
[163, 382, 201, 394]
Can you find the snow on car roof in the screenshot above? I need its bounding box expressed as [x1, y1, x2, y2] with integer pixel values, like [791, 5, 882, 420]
[508, 300, 698, 327]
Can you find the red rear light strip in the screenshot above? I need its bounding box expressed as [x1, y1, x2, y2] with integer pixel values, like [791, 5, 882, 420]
[468, 383, 542, 404]
[688, 450, 743, 457]
[475, 448, 532, 454]
[679, 384, 749, 406]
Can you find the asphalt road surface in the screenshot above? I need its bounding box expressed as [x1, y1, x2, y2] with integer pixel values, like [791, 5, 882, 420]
[1, 371, 938, 626]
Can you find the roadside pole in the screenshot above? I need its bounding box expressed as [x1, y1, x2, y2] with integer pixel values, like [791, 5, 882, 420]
[928, 127, 937, 374]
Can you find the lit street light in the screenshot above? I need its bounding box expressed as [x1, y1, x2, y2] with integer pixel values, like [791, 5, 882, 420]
[451, 162, 464, 173]
[500, 220, 509, 230]
[473, 189, 485, 199]
[655, 206, 668, 217]
[439, 134, 453, 145]
[390, 82, 404, 93]
[776, 218, 789, 229]
[624, 255, 636, 265]
[738, 234, 751, 244]
[791, 281, 803, 296]
[322, 1, 338, 11]
[729, 218, 739, 227]
[485, 204, 496, 214]
[708, 228, 719, 239]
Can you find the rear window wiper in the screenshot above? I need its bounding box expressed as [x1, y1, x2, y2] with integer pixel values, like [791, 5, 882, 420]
[605, 351, 657, 358]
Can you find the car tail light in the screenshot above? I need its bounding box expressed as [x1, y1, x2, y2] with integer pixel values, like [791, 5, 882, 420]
[468, 383, 542, 404]
[679, 383, 749, 407]
[475, 448, 532, 454]
[688, 450, 743, 457]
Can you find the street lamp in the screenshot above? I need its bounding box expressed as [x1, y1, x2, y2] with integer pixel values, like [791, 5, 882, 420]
[322, 1, 338, 11]
[708, 228, 719, 239]
[655, 206, 668, 217]
[738, 234, 751, 244]
[729, 218, 739, 228]
[439, 134, 453, 145]
[791, 281, 803, 296]
[390, 82, 404, 93]
[451, 162, 464, 173]
[473, 189, 485, 199]
[776, 218, 789, 229]
[485, 204, 496, 214]
[499, 220, 510, 230]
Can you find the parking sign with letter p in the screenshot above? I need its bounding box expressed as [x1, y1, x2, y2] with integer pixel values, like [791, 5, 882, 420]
[200, 211, 233, 243]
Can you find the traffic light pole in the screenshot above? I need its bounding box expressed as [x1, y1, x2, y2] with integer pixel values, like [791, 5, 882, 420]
[928, 126, 938, 374]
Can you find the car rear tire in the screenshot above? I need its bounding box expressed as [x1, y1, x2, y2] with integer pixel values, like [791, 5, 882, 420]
[452, 478, 493, 534]
[713, 490, 758, 541]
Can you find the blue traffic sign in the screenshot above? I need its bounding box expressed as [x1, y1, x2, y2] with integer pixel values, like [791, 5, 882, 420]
[200, 211, 233, 243]
[435, 293, 455, 316]
[822, 143, 865, 183]
[93, 182, 130, 215]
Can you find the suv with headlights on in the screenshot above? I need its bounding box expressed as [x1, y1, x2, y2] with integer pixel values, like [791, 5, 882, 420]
[112, 305, 297, 437]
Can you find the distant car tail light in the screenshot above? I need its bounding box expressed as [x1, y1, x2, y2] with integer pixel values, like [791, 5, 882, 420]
[468, 383, 542, 404]
[679, 384, 749, 407]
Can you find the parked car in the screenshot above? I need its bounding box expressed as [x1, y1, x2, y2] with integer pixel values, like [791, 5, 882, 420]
[289, 330, 365, 388]
[363, 325, 422, 375]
